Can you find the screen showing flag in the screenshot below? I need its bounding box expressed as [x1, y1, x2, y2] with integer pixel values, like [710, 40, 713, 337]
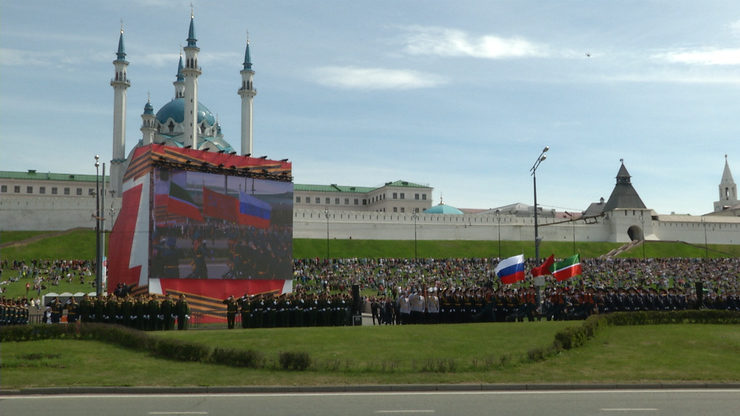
[150, 167, 293, 281]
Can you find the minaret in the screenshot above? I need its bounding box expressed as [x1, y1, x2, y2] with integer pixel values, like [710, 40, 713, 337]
[110, 25, 130, 197]
[140, 95, 156, 145]
[238, 35, 257, 156]
[714, 155, 738, 212]
[173, 51, 185, 99]
[182, 10, 201, 149]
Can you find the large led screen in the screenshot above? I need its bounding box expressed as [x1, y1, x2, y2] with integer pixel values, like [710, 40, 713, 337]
[150, 167, 293, 281]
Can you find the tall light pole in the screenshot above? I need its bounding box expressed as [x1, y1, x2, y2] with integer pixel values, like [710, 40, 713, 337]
[94, 155, 102, 297]
[530, 146, 549, 263]
[641, 210, 646, 259]
[412, 213, 419, 260]
[565, 211, 576, 254]
[495, 209, 501, 259]
[324, 208, 330, 259]
[702, 216, 709, 258]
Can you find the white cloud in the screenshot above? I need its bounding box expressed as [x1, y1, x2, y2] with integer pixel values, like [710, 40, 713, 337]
[313, 66, 446, 90]
[0, 48, 50, 67]
[599, 70, 740, 84]
[401, 26, 547, 59]
[730, 19, 740, 38]
[655, 48, 740, 65]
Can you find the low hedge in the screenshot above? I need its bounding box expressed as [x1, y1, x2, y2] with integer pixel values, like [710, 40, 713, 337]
[2, 310, 737, 371]
[278, 351, 311, 371]
[604, 309, 740, 326]
[526, 309, 739, 364]
[211, 347, 264, 368]
[0, 323, 273, 369]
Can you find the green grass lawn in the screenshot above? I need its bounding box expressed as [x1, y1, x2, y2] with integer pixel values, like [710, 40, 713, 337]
[0, 229, 101, 260]
[1, 323, 738, 388]
[0, 231, 48, 245]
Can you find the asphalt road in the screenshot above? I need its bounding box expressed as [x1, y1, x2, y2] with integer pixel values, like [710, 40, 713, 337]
[1, 389, 739, 416]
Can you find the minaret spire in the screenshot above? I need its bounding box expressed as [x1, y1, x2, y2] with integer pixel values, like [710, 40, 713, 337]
[173, 48, 185, 99]
[141, 93, 156, 145]
[182, 9, 201, 148]
[238, 32, 257, 156]
[111, 23, 131, 197]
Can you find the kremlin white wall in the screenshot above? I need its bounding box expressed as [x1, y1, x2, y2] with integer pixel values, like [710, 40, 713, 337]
[0, 196, 121, 232]
[3, 198, 740, 246]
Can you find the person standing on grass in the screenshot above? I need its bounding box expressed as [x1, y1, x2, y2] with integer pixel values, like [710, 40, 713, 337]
[161, 295, 175, 330]
[50, 297, 63, 324]
[176, 294, 190, 330]
[223, 295, 238, 329]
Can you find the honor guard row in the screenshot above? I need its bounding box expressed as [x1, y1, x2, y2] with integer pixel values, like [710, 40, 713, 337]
[223, 291, 355, 329]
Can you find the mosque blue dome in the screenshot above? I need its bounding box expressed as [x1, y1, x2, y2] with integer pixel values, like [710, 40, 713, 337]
[424, 202, 464, 215]
[155, 98, 216, 126]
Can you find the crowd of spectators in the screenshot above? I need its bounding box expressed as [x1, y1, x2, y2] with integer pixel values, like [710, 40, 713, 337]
[292, 256, 739, 298]
[0, 256, 738, 328]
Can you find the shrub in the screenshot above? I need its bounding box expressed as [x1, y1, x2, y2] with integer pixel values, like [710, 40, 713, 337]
[153, 337, 210, 362]
[211, 347, 264, 368]
[278, 351, 311, 371]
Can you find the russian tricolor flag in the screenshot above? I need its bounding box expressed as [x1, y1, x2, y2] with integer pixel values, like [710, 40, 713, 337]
[494, 254, 525, 284]
[238, 192, 271, 229]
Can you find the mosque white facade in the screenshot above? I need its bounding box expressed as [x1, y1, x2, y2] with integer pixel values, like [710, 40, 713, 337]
[1, 13, 740, 247]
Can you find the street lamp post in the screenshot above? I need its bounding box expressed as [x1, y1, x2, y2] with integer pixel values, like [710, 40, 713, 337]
[94, 155, 102, 297]
[530, 146, 549, 263]
[495, 209, 501, 259]
[702, 216, 709, 258]
[324, 208, 330, 259]
[565, 211, 576, 254]
[530, 146, 548, 312]
[412, 213, 419, 260]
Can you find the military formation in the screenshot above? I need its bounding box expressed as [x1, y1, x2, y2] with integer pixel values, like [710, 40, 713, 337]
[0, 297, 29, 326]
[41, 293, 191, 330]
[223, 291, 356, 329]
[368, 285, 740, 325]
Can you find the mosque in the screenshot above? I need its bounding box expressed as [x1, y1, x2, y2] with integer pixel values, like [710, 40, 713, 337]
[1, 13, 739, 247]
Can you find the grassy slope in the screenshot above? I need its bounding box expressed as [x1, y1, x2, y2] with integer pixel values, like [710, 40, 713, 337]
[0, 229, 99, 260]
[1, 323, 738, 388]
[0, 231, 48, 245]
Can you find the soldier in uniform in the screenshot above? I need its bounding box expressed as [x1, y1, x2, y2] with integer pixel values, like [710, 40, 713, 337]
[118, 295, 131, 327]
[106, 296, 120, 325]
[79, 294, 92, 323]
[160, 295, 176, 330]
[50, 297, 63, 324]
[223, 295, 238, 329]
[251, 294, 264, 328]
[147, 295, 161, 330]
[238, 294, 251, 329]
[176, 294, 190, 330]
[134, 295, 146, 330]
[66, 297, 80, 324]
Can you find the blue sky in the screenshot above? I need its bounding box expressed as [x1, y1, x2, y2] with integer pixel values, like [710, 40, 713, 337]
[2, 0, 739, 216]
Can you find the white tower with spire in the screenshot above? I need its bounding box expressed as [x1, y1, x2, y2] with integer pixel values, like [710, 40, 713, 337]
[182, 11, 201, 149]
[140, 95, 156, 145]
[110, 27, 130, 197]
[238, 36, 257, 156]
[714, 155, 738, 212]
[173, 51, 185, 99]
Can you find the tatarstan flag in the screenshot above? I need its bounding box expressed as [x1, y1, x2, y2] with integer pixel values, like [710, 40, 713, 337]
[167, 182, 204, 222]
[551, 254, 582, 281]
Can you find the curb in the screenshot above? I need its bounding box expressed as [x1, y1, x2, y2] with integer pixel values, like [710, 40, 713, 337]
[3, 383, 740, 396]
